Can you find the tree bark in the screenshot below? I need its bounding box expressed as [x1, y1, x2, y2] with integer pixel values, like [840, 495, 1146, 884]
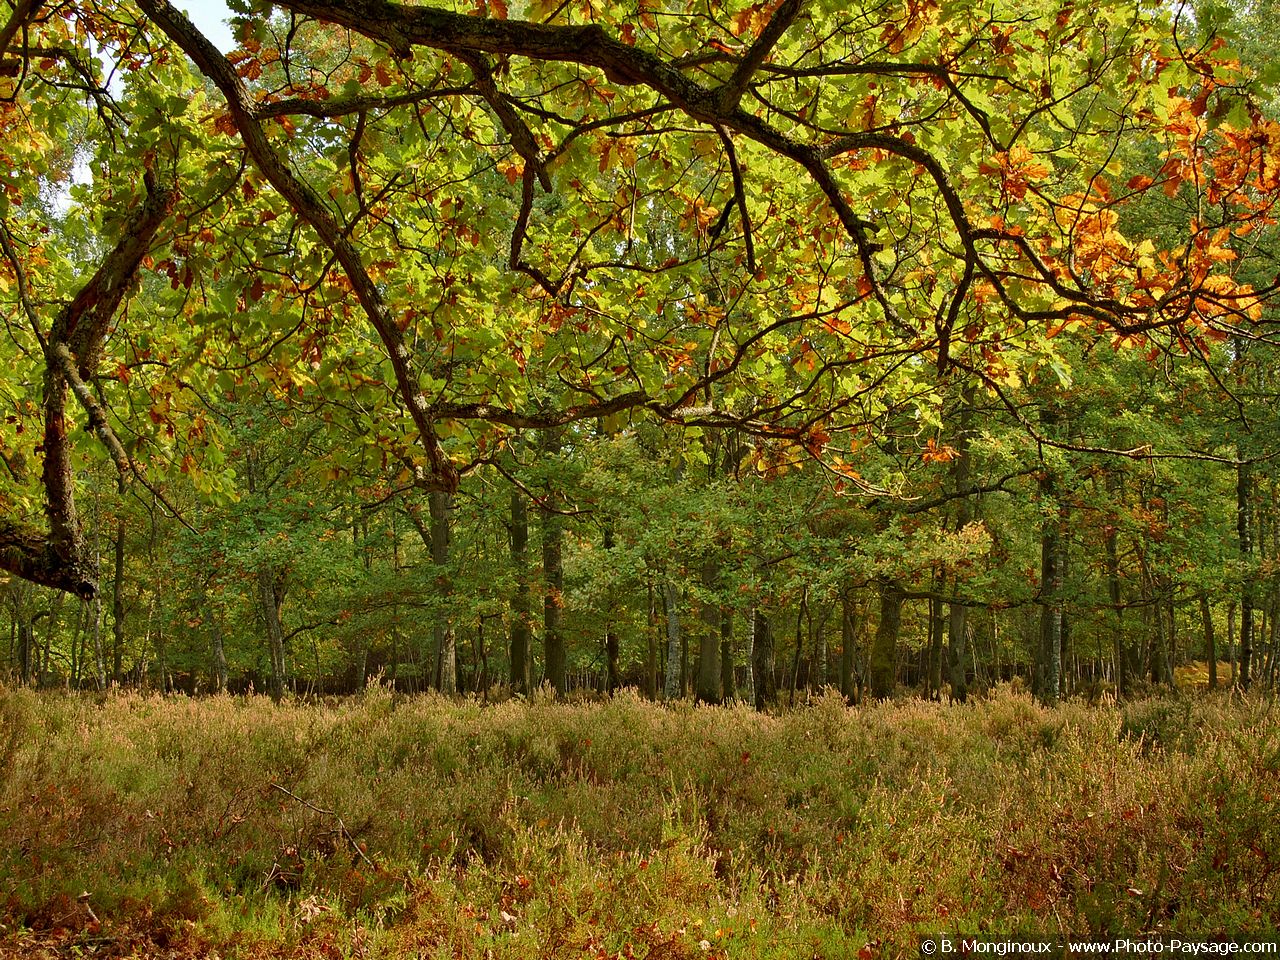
[661, 580, 682, 701]
[17, 616, 33, 686]
[541, 513, 565, 694]
[720, 608, 735, 701]
[509, 490, 532, 694]
[111, 514, 126, 685]
[695, 558, 722, 703]
[1237, 458, 1254, 688]
[1201, 592, 1217, 690]
[1035, 441, 1063, 706]
[751, 608, 776, 710]
[1104, 469, 1127, 696]
[257, 566, 287, 701]
[209, 610, 228, 694]
[927, 593, 943, 699]
[645, 578, 658, 699]
[869, 581, 902, 699]
[430, 490, 457, 694]
[946, 381, 976, 702]
[840, 591, 858, 702]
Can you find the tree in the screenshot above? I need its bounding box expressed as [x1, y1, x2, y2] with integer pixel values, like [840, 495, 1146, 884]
[3, 0, 1277, 605]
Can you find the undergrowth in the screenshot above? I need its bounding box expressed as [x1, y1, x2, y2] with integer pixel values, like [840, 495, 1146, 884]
[0, 685, 1277, 958]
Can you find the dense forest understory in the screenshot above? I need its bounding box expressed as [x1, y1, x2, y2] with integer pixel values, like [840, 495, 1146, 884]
[1, 687, 1278, 959]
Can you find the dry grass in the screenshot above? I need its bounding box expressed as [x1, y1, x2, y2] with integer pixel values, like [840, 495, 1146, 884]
[1, 684, 1277, 958]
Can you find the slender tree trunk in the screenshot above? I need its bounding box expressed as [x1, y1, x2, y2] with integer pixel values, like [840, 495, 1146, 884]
[1228, 601, 1237, 684]
[741, 606, 757, 706]
[947, 382, 976, 702]
[1104, 470, 1127, 696]
[1201, 592, 1217, 690]
[661, 580, 682, 700]
[1059, 536, 1072, 698]
[1238, 459, 1254, 688]
[91, 592, 105, 691]
[1266, 582, 1280, 688]
[429, 490, 456, 694]
[927, 593, 943, 699]
[257, 567, 287, 701]
[869, 581, 902, 699]
[720, 608, 735, 701]
[1036, 472, 1063, 706]
[475, 616, 489, 697]
[695, 559, 722, 703]
[111, 514, 126, 685]
[509, 490, 531, 694]
[645, 578, 658, 699]
[751, 609, 776, 710]
[600, 524, 620, 693]
[72, 599, 87, 687]
[209, 607, 228, 694]
[541, 433, 566, 695]
[789, 590, 807, 704]
[840, 591, 858, 702]
[17, 616, 33, 686]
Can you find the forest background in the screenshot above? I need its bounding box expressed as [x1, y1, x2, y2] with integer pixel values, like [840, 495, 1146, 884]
[1, 0, 1279, 705]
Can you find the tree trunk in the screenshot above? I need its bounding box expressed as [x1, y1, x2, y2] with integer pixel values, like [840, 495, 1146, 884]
[741, 606, 756, 706]
[91, 592, 105, 691]
[1201, 592, 1217, 690]
[788, 590, 806, 704]
[751, 609, 776, 710]
[602, 524, 621, 694]
[1266, 582, 1280, 689]
[947, 381, 976, 702]
[257, 566, 287, 702]
[1228, 601, 1237, 684]
[111, 514, 126, 685]
[840, 591, 858, 702]
[17, 617, 33, 686]
[1036, 470, 1063, 707]
[541, 432, 566, 695]
[509, 490, 531, 695]
[1104, 470, 1127, 696]
[605, 629, 620, 694]
[209, 609, 228, 694]
[1237, 459, 1254, 688]
[429, 490, 456, 694]
[927, 593, 943, 699]
[720, 608, 735, 701]
[645, 578, 658, 699]
[661, 580, 682, 701]
[869, 581, 902, 699]
[695, 559, 722, 703]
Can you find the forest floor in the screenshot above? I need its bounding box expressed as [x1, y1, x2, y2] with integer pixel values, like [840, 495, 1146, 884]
[0, 683, 1277, 959]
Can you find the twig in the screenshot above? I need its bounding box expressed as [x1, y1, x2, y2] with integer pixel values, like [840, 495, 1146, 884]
[269, 782, 375, 869]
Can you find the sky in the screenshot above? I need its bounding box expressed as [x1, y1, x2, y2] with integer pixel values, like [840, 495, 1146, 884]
[178, 0, 237, 53]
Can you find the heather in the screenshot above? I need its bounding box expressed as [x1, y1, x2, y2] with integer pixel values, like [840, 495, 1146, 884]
[1, 686, 1277, 958]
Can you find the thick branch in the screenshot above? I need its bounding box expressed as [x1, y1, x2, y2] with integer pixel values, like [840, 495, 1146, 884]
[716, 0, 806, 112]
[138, 0, 459, 491]
[2, 173, 175, 600]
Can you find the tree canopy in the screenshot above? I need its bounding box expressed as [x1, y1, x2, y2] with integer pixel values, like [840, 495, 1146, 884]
[1, 0, 1279, 700]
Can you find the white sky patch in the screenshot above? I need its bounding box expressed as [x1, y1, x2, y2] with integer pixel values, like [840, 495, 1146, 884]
[179, 0, 237, 54]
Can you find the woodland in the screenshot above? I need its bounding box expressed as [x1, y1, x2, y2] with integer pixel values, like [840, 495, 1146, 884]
[2, 0, 1279, 704]
[2, 0, 1280, 953]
